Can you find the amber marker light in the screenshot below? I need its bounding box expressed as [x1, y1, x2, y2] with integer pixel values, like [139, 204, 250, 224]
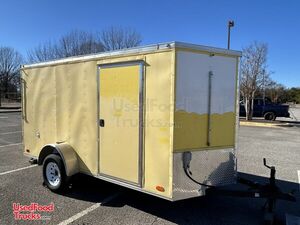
[156, 186, 165, 192]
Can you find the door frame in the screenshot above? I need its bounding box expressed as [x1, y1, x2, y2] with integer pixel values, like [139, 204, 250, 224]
[96, 61, 145, 187]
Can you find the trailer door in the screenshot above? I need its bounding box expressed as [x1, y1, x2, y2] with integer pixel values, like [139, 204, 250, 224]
[98, 62, 143, 185]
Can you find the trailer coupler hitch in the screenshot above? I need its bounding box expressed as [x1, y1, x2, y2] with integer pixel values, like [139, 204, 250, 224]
[206, 158, 296, 222]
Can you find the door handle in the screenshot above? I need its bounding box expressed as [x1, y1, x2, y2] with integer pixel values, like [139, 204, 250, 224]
[99, 119, 105, 127]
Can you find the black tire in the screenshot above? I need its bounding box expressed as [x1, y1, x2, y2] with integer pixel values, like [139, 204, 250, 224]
[264, 112, 276, 121]
[42, 154, 67, 192]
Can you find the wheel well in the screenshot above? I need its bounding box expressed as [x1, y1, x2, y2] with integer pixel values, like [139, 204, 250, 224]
[38, 144, 79, 177]
[38, 145, 59, 165]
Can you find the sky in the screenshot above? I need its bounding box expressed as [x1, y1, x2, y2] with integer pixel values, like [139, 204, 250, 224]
[0, 0, 299, 87]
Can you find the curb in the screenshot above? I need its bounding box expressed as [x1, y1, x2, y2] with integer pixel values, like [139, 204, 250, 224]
[240, 121, 282, 128]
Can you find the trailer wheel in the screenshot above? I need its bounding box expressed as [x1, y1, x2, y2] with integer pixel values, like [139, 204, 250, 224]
[264, 112, 276, 121]
[42, 154, 67, 192]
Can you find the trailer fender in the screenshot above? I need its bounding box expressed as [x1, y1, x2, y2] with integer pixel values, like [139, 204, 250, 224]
[38, 143, 79, 177]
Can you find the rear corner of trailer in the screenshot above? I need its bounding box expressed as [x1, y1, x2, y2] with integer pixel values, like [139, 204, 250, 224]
[21, 64, 57, 160]
[21, 65, 34, 159]
[171, 43, 241, 201]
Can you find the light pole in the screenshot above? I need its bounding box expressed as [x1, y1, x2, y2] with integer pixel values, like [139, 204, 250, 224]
[262, 69, 266, 103]
[227, 20, 234, 49]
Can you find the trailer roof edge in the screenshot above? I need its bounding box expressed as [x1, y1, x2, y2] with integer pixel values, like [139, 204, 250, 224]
[174, 42, 242, 57]
[22, 41, 242, 69]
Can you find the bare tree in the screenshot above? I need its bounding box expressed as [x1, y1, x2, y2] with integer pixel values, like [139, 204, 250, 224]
[240, 42, 270, 120]
[0, 47, 23, 96]
[57, 30, 104, 57]
[101, 26, 142, 51]
[27, 30, 104, 63]
[27, 41, 58, 63]
[28, 28, 142, 63]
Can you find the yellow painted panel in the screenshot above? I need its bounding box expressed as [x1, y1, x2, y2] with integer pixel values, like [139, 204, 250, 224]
[22, 67, 56, 156]
[210, 112, 235, 146]
[56, 62, 98, 174]
[23, 61, 98, 175]
[143, 51, 174, 197]
[174, 111, 235, 151]
[174, 111, 207, 150]
[99, 65, 140, 183]
[22, 68, 37, 156]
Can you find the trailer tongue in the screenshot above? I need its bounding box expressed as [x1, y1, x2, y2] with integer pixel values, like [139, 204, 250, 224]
[204, 158, 296, 224]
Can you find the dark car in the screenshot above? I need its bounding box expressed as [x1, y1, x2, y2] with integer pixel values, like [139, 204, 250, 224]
[239, 98, 290, 121]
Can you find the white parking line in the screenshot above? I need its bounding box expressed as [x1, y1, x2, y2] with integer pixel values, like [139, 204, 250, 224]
[57, 192, 120, 225]
[0, 125, 20, 127]
[0, 165, 37, 176]
[0, 143, 22, 148]
[0, 131, 22, 135]
[0, 117, 8, 119]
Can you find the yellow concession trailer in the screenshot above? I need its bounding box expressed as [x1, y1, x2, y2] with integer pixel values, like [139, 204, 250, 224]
[21, 42, 241, 201]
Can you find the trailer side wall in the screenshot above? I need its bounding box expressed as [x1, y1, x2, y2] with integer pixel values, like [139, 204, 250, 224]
[22, 61, 99, 174]
[22, 49, 174, 198]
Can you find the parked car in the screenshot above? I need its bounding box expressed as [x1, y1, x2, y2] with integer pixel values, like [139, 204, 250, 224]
[240, 98, 290, 121]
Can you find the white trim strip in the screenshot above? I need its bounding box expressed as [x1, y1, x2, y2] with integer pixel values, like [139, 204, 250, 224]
[0, 131, 22, 135]
[57, 193, 120, 225]
[0, 143, 22, 148]
[0, 165, 37, 176]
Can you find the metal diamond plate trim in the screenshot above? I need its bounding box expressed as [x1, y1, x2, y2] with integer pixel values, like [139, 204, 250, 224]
[172, 148, 236, 201]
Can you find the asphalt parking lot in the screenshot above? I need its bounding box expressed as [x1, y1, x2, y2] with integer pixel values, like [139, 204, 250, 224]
[0, 112, 299, 225]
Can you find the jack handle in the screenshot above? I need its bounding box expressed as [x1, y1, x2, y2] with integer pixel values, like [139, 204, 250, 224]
[263, 158, 272, 169]
[263, 158, 276, 186]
